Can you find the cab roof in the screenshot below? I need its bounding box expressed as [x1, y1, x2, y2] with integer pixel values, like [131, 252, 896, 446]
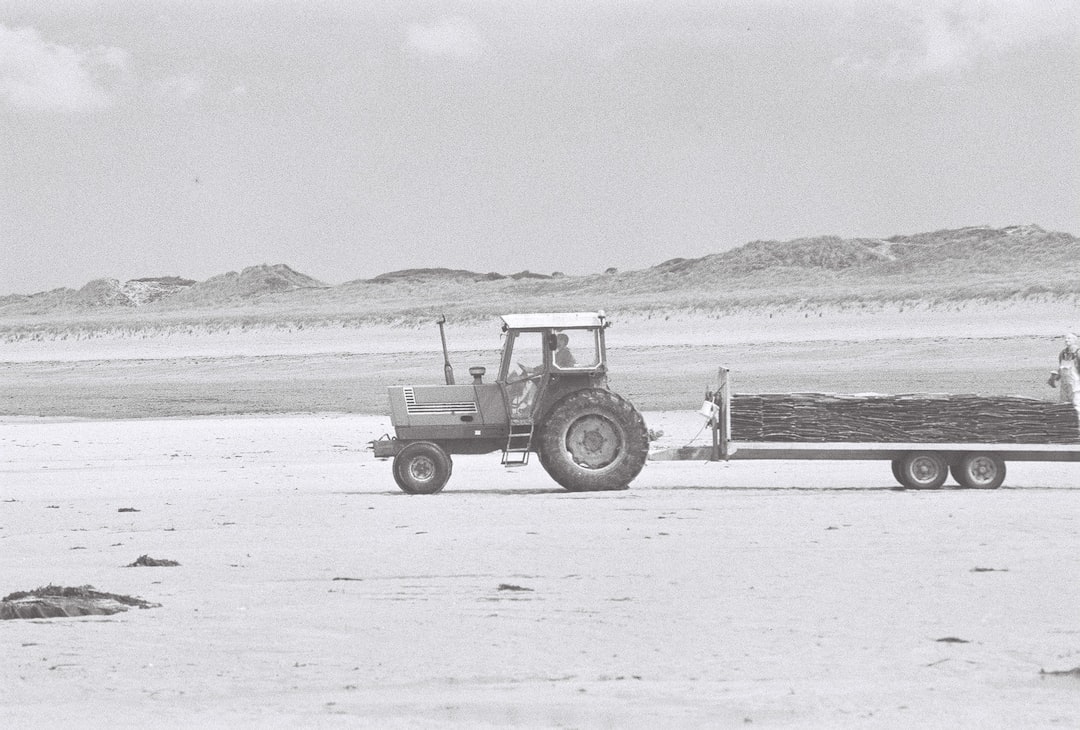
[500, 311, 608, 331]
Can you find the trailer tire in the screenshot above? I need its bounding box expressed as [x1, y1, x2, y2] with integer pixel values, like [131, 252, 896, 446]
[897, 452, 948, 490]
[536, 389, 648, 492]
[890, 460, 904, 485]
[951, 453, 1006, 490]
[393, 441, 452, 494]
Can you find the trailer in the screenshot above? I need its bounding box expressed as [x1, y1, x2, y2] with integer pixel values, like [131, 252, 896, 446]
[649, 368, 1080, 489]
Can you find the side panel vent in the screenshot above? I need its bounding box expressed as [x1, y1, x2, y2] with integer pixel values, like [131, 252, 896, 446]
[403, 387, 478, 415]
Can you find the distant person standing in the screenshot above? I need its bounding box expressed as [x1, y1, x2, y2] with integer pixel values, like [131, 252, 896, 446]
[1049, 333, 1080, 405]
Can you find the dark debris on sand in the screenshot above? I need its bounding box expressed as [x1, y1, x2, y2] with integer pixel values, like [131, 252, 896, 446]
[1, 585, 160, 620]
[126, 555, 180, 567]
[1041, 667, 1080, 678]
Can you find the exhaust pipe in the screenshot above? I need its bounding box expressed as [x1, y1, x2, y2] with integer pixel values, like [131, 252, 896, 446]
[437, 314, 454, 385]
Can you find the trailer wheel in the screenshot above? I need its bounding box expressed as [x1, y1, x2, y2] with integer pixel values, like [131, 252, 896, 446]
[890, 460, 904, 485]
[536, 389, 649, 492]
[951, 453, 1006, 490]
[897, 452, 948, 490]
[393, 441, 452, 494]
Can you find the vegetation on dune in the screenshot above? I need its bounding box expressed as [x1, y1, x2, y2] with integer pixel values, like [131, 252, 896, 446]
[1, 225, 1078, 342]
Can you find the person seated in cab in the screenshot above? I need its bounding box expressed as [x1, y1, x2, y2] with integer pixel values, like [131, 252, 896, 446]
[554, 333, 576, 368]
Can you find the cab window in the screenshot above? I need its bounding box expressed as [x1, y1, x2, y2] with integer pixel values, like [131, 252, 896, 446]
[502, 331, 545, 380]
[552, 329, 599, 370]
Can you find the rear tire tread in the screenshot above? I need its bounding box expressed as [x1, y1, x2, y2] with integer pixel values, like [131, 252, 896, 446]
[536, 389, 649, 492]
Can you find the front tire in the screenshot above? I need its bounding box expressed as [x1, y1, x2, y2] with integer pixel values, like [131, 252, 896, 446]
[393, 441, 452, 494]
[536, 389, 649, 492]
[951, 453, 1006, 489]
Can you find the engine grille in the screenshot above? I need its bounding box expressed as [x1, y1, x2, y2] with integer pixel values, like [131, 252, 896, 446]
[403, 387, 478, 415]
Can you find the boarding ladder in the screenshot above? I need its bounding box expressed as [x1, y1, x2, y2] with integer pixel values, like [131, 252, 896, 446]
[502, 420, 534, 466]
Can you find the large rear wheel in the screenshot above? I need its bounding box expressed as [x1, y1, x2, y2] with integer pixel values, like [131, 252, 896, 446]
[393, 441, 452, 494]
[951, 453, 1006, 489]
[536, 389, 649, 492]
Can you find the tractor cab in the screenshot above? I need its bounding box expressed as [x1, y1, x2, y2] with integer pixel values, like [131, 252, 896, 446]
[497, 311, 610, 423]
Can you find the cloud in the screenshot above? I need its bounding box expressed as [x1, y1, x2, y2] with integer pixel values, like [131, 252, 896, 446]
[836, 0, 1079, 78]
[0, 23, 127, 111]
[403, 17, 490, 60]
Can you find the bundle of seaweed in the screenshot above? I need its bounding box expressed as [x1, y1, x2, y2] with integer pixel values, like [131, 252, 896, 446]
[730, 393, 1080, 444]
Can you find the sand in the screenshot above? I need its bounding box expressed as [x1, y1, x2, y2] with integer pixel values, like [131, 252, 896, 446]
[3, 411, 1080, 727]
[2, 303, 1080, 727]
[1, 304, 1076, 419]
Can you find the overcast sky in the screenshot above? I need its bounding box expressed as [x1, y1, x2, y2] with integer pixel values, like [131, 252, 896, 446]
[1, 1, 1077, 294]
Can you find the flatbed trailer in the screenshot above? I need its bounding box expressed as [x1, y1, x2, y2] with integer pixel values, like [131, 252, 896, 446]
[650, 368, 1080, 489]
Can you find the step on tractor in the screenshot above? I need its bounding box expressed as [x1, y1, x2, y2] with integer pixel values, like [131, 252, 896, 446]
[371, 312, 649, 494]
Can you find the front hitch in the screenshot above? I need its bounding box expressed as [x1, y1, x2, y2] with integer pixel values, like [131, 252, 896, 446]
[370, 435, 404, 460]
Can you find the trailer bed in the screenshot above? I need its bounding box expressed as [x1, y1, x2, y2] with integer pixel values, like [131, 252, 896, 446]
[651, 441, 1080, 462]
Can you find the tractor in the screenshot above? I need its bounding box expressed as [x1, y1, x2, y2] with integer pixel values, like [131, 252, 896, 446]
[371, 311, 649, 494]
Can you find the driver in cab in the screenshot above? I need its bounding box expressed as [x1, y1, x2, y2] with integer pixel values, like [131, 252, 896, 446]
[554, 333, 575, 368]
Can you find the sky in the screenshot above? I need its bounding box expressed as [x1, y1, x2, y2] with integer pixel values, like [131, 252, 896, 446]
[1, 0, 1077, 294]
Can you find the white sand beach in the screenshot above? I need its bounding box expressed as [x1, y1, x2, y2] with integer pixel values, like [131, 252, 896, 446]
[3, 407, 1079, 727]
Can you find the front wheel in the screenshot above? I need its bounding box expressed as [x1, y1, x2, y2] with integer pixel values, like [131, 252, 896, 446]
[896, 452, 948, 490]
[951, 453, 1006, 489]
[393, 441, 452, 494]
[536, 389, 649, 492]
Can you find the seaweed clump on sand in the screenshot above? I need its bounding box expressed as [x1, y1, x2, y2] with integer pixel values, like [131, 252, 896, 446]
[0, 585, 160, 620]
[126, 555, 180, 567]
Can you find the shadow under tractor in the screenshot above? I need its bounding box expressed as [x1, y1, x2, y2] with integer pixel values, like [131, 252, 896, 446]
[372, 311, 649, 494]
